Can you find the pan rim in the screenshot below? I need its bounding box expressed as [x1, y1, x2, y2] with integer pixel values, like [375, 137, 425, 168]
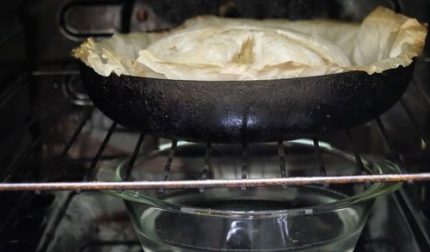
[88, 63, 411, 84]
[106, 69, 378, 83]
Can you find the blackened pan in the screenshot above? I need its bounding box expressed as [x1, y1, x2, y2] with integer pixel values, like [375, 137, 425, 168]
[81, 62, 414, 143]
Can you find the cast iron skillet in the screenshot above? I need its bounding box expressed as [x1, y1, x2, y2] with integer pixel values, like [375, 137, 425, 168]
[81, 62, 414, 143]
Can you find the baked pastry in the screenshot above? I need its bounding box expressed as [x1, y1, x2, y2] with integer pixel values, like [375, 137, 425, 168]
[74, 6, 427, 80]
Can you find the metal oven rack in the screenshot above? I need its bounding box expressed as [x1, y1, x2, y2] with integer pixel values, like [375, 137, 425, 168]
[1, 60, 430, 192]
[0, 59, 429, 251]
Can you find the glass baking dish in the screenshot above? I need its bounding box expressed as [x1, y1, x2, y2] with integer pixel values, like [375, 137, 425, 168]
[97, 141, 401, 252]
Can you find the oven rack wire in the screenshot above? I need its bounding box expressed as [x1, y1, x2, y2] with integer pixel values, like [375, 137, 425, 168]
[1, 60, 430, 192]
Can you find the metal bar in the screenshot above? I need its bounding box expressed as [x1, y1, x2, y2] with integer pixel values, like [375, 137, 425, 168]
[0, 106, 72, 181]
[86, 122, 117, 181]
[400, 98, 430, 147]
[412, 80, 430, 106]
[201, 143, 212, 180]
[0, 192, 32, 236]
[375, 117, 402, 163]
[163, 140, 177, 181]
[0, 116, 38, 158]
[52, 154, 127, 163]
[0, 25, 22, 48]
[345, 130, 365, 171]
[241, 142, 248, 179]
[31, 70, 80, 76]
[0, 173, 430, 191]
[10, 74, 72, 146]
[124, 133, 145, 180]
[278, 141, 287, 178]
[394, 189, 430, 251]
[240, 142, 248, 190]
[46, 109, 93, 172]
[313, 138, 327, 175]
[37, 192, 76, 252]
[199, 143, 212, 193]
[0, 74, 28, 111]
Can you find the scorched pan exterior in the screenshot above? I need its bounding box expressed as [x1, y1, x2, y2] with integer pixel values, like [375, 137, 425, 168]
[81, 62, 414, 143]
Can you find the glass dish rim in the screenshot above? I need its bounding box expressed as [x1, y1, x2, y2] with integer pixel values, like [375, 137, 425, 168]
[102, 140, 402, 217]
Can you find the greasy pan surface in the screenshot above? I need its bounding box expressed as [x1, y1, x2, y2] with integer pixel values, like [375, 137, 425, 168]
[81, 62, 414, 143]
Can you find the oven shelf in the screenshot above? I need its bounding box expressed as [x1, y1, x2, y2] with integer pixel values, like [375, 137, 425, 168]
[1, 61, 430, 192]
[1, 173, 430, 192]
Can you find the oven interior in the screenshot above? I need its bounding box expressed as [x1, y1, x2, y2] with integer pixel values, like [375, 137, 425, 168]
[1, 0, 430, 251]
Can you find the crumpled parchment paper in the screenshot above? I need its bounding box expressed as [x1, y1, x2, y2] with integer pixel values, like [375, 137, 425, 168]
[73, 6, 427, 80]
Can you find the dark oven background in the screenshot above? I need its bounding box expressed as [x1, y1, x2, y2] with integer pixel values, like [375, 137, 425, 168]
[0, 0, 430, 252]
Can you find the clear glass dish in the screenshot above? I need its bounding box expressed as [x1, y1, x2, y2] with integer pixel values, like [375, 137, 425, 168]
[97, 140, 402, 252]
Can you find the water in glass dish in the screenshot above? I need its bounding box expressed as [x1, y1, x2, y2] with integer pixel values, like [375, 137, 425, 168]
[131, 186, 369, 252]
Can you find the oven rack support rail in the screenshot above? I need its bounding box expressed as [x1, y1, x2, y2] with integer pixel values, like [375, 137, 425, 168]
[1, 173, 430, 192]
[1, 59, 430, 192]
